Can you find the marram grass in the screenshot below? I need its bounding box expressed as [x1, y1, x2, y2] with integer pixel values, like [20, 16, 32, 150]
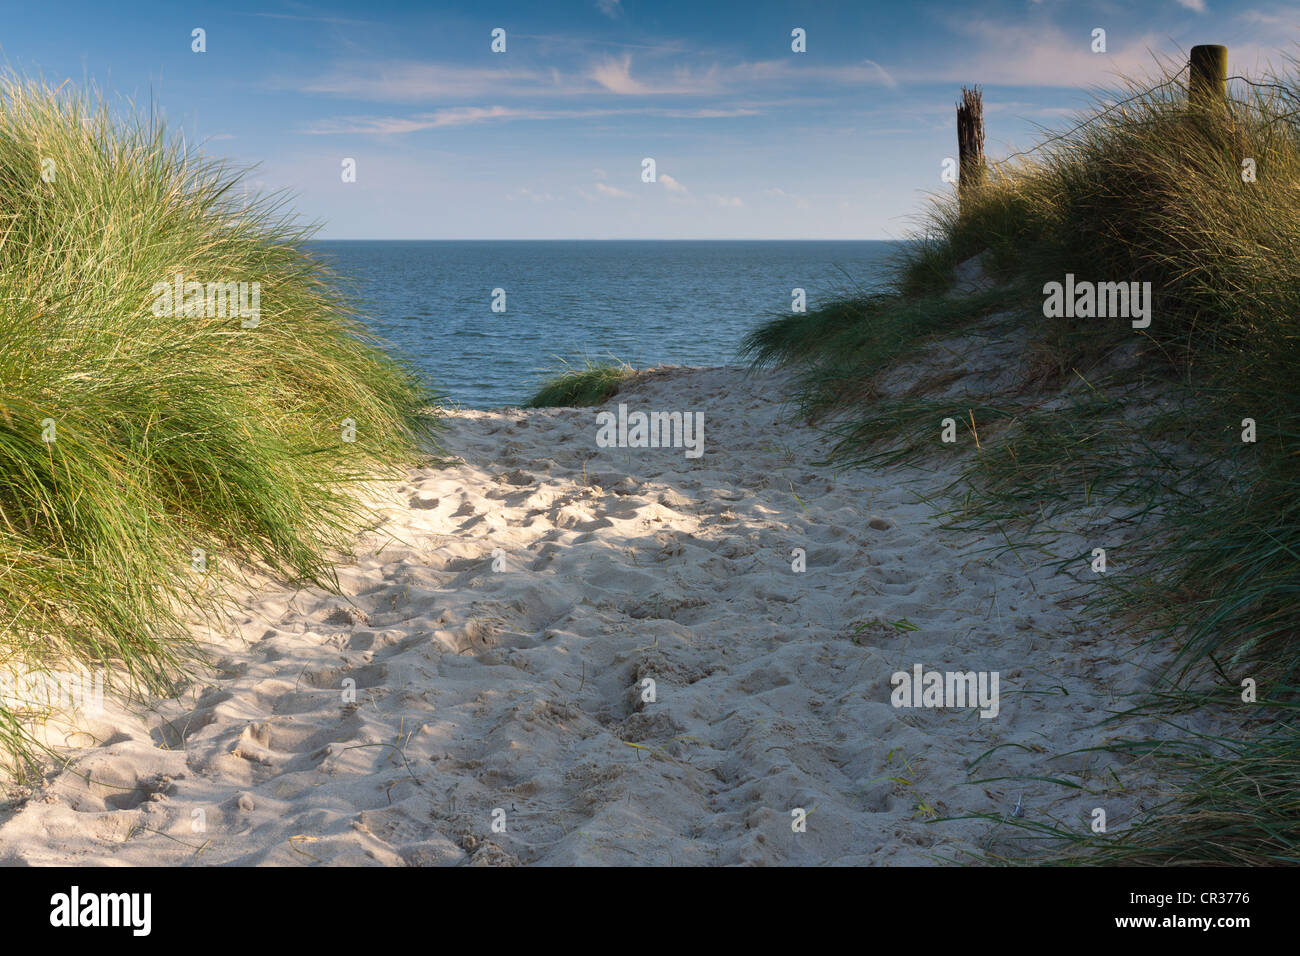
[0, 78, 433, 774]
[524, 357, 634, 408]
[749, 60, 1300, 864]
[901, 59, 1300, 682]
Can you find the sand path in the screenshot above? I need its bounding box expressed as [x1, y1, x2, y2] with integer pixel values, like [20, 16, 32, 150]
[0, 364, 1200, 865]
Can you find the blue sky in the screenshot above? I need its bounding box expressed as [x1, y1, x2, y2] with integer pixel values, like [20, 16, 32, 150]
[4, 0, 1295, 238]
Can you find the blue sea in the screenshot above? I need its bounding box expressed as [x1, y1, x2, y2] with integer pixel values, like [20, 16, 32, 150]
[308, 240, 906, 409]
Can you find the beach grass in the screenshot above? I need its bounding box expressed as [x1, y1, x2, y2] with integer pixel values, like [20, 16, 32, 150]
[0, 78, 433, 774]
[749, 60, 1300, 862]
[524, 357, 634, 408]
[741, 289, 1012, 418]
[979, 689, 1300, 866]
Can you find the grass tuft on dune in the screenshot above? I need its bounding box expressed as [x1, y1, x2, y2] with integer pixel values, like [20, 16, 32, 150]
[0, 77, 433, 773]
[524, 357, 634, 408]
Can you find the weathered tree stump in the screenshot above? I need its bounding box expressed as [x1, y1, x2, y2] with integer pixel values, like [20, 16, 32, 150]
[957, 85, 985, 212]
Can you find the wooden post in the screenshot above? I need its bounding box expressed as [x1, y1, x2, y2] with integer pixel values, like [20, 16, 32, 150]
[1189, 44, 1227, 112]
[956, 85, 985, 211]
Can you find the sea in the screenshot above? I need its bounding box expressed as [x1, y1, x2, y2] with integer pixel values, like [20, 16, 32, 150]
[307, 240, 906, 409]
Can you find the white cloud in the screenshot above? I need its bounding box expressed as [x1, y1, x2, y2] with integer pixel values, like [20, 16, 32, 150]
[300, 115, 449, 135]
[588, 54, 722, 94]
[1175, 0, 1207, 10]
[288, 62, 576, 101]
[596, 0, 622, 18]
[595, 183, 633, 198]
[728, 58, 898, 90]
[864, 59, 899, 89]
[590, 54, 647, 94]
[300, 104, 762, 135]
[287, 53, 896, 104]
[659, 173, 687, 193]
[664, 107, 759, 118]
[1239, 8, 1289, 26]
[708, 194, 744, 208]
[425, 106, 522, 127]
[892, 20, 1176, 87]
[301, 105, 527, 134]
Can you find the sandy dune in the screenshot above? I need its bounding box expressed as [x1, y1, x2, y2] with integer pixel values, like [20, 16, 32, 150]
[0, 357, 1217, 865]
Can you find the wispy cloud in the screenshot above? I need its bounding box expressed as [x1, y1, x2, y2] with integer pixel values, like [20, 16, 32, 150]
[893, 19, 1175, 87]
[1175, 0, 1207, 11]
[506, 187, 557, 202]
[512, 32, 690, 54]
[288, 62, 567, 101]
[301, 105, 532, 134]
[587, 54, 899, 94]
[596, 0, 622, 19]
[589, 54, 650, 94]
[300, 104, 759, 134]
[588, 54, 722, 94]
[1238, 6, 1300, 29]
[725, 58, 899, 90]
[300, 115, 442, 135]
[659, 173, 688, 194]
[417, 105, 521, 127]
[665, 107, 759, 118]
[287, 52, 896, 104]
[595, 182, 633, 198]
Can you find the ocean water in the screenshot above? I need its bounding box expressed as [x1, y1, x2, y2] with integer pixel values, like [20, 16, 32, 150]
[308, 240, 906, 409]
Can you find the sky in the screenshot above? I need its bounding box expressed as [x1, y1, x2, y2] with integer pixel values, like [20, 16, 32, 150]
[2, 0, 1295, 238]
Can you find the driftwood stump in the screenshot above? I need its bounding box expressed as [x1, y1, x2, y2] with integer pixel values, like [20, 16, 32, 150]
[956, 85, 985, 212]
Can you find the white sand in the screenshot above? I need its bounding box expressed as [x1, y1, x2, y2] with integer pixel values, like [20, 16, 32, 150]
[0, 342, 1220, 865]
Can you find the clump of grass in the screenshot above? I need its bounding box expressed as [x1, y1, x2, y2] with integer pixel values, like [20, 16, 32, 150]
[917, 61, 1300, 679]
[741, 288, 1014, 417]
[0, 77, 433, 773]
[1082, 715, 1300, 865]
[524, 357, 634, 408]
[949, 690, 1300, 866]
[780, 58, 1300, 675]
